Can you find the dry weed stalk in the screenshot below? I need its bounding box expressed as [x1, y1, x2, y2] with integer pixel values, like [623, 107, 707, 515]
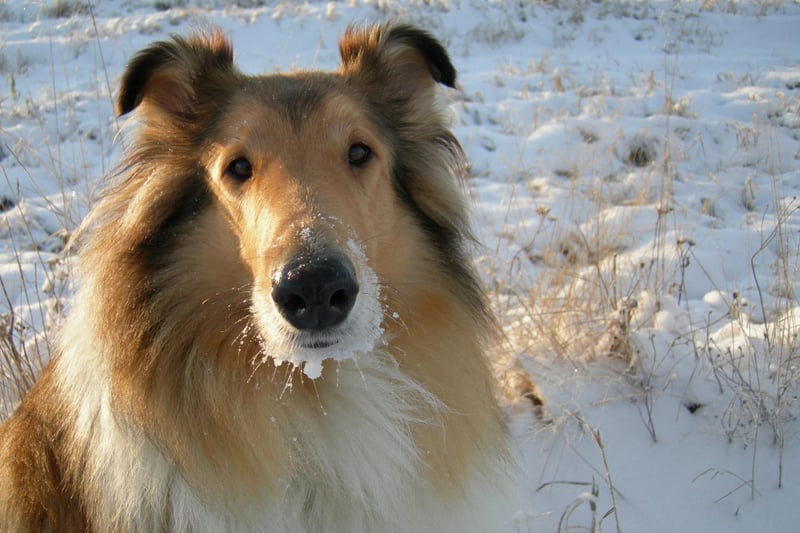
[0, 280, 45, 418]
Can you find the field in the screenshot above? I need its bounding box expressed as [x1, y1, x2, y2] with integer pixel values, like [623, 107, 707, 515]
[1, 1, 798, 531]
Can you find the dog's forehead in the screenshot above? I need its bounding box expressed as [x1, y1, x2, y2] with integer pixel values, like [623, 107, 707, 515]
[238, 72, 347, 127]
[216, 72, 379, 149]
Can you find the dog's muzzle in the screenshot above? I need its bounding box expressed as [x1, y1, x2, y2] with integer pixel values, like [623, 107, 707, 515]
[271, 253, 359, 333]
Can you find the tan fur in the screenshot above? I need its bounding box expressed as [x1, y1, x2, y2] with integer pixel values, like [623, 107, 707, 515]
[0, 24, 513, 532]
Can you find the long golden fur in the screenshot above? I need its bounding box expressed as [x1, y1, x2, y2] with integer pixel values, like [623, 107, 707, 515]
[0, 23, 514, 532]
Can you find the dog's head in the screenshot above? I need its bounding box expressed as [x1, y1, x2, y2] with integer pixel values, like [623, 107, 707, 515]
[100, 24, 480, 379]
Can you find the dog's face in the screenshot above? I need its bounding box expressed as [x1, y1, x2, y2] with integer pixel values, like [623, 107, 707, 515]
[205, 85, 401, 377]
[106, 25, 476, 379]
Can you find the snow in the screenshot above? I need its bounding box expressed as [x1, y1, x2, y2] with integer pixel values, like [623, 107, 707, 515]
[1, 1, 798, 531]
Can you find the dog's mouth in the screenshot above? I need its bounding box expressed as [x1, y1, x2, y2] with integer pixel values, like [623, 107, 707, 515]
[300, 337, 339, 350]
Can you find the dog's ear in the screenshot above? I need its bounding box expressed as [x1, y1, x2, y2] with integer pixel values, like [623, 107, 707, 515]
[339, 23, 456, 115]
[117, 30, 235, 118]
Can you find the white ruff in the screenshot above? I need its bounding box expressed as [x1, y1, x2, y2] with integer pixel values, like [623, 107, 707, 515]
[55, 297, 516, 532]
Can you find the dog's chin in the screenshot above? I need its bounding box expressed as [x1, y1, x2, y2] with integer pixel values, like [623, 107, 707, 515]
[251, 309, 385, 379]
[269, 331, 378, 380]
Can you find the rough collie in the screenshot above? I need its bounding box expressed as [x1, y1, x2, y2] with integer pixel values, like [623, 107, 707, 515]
[0, 23, 516, 532]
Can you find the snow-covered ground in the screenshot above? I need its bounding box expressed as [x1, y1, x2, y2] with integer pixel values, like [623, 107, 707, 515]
[1, 1, 798, 531]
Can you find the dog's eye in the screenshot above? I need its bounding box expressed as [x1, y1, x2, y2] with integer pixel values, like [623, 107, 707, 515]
[227, 158, 253, 182]
[347, 143, 372, 168]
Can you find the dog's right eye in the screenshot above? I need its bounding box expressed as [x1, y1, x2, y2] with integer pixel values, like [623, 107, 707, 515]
[226, 158, 253, 182]
[348, 143, 373, 168]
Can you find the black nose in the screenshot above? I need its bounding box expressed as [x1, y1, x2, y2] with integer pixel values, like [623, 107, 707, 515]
[271, 254, 359, 332]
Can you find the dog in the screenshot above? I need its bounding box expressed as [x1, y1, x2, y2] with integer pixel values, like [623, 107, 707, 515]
[0, 23, 516, 532]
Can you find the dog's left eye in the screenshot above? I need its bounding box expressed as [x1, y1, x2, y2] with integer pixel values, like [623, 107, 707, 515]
[226, 158, 253, 182]
[348, 143, 372, 168]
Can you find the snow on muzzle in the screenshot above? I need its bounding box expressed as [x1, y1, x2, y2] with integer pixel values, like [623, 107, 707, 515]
[251, 238, 386, 380]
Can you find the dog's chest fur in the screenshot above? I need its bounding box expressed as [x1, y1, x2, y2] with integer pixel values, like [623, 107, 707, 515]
[56, 336, 507, 533]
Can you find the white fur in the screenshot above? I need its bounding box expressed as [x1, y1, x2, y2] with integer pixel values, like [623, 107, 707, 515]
[54, 284, 517, 532]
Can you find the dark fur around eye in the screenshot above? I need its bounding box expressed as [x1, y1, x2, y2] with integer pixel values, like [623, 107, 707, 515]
[348, 144, 372, 168]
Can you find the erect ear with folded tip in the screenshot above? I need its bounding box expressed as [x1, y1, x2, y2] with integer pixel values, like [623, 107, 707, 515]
[338, 23, 457, 120]
[116, 30, 236, 119]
